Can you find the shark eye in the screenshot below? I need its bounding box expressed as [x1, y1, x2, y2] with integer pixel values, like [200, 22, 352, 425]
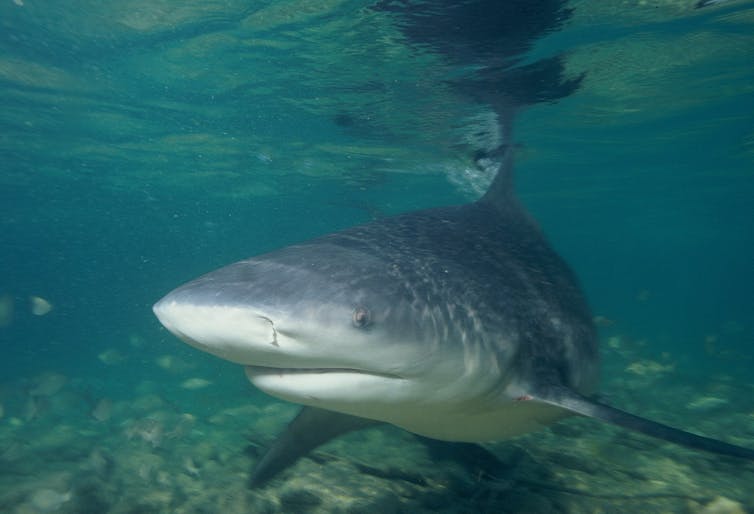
[352, 307, 371, 329]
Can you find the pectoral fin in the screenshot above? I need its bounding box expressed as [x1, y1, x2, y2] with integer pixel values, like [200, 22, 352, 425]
[534, 386, 754, 460]
[250, 406, 379, 487]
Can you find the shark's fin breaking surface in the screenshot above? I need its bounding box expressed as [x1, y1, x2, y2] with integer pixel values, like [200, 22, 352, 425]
[478, 144, 516, 206]
[533, 386, 754, 460]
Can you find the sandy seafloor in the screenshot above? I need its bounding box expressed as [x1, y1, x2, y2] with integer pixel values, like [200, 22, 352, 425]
[1, 331, 752, 514]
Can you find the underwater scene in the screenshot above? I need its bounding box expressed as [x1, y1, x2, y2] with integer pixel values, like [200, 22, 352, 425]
[1, 0, 753, 512]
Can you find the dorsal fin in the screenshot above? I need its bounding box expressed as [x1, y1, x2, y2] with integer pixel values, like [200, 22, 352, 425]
[476, 105, 522, 210]
[534, 386, 754, 460]
[478, 144, 516, 206]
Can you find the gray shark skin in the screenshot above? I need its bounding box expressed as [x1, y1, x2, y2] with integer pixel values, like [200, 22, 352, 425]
[154, 149, 754, 486]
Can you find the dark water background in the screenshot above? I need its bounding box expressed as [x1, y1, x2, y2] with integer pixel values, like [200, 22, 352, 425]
[0, 0, 752, 458]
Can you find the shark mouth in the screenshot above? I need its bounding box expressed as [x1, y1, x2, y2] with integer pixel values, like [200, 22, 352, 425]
[244, 365, 402, 379]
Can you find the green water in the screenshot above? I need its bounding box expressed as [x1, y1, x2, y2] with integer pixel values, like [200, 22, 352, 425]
[1, 1, 753, 512]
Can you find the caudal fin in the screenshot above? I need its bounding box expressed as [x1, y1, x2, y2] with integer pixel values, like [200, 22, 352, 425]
[535, 386, 754, 460]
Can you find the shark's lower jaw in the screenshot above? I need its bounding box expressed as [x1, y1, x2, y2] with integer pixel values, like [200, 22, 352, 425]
[243, 365, 410, 411]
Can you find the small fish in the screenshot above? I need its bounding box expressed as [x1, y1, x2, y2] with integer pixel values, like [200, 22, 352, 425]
[156, 355, 174, 370]
[28, 488, 72, 512]
[98, 348, 127, 365]
[29, 372, 68, 397]
[129, 333, 146, 347]
[625, 359, 675, 376]
[155, 355, 194, 374]
[688, 396, 729, 412]
[91, 398, 113, 422]
[183, 456, 201, 477]
[23, 396, 43, 421]
[180, 378, 212, 390]
[87, 448, 114, 476]
[592, 315, 615, 328]
[128, 419, 163, 448]
[29, 295, 53, 316]
[0, 293, 13, 327]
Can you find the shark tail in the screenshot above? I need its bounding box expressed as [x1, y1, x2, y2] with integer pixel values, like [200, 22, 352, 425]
[535, 386, 754, 460]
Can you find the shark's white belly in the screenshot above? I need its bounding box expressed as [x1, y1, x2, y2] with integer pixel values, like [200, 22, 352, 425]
[247, 368, 570, 442]
[355, 399, 570, 442]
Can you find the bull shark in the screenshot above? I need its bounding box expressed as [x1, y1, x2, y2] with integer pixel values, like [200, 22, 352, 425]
[153, 148, 754, 486]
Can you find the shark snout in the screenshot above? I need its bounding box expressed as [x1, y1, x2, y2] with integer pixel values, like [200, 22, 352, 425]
[152, 297, 179, 334]
[153, 294, 280, 365]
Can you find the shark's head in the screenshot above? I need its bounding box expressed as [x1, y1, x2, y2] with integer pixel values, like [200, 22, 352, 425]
[153, 236, 500, 428]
